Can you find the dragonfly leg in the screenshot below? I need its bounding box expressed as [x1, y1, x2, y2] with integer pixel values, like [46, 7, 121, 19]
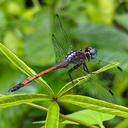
[68, 63, 82, 82]
[83, 62, 90, 73]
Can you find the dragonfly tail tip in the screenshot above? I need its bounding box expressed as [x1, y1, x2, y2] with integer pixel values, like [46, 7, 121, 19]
[8, 83, 24, 92]
[117, 66, 123, 72]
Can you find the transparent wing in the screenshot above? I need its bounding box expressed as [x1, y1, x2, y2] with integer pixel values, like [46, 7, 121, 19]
[86, 77, 115, 103]
[52, 34, 66, 63]
[73, 74, 115, 103]
[52, 14, 73, 63]
[71, 63, 115, 103]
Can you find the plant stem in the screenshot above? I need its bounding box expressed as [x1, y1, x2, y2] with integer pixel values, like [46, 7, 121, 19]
[26, 103, 48, 111]
[99, 123, 105, 128]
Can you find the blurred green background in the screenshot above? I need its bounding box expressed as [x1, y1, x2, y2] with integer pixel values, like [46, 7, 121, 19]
[0, 0, 128, 128]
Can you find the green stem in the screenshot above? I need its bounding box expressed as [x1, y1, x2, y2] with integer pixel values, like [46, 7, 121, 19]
[26, 103, 48, 111]
[99, 123, 105, 128]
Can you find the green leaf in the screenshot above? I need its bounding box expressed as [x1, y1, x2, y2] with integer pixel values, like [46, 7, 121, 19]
[3, 31, 23, 56]
[73, 24, 128, 50]
[0, 94, 49, 108]
[0, 43, 54, 95]
[86, 0, 114, 25]
[57, 62, 119, 96]
[62, 109, 114, 126]
[0, 10, 8, 29]
[73, 24, 128, 69]
[93, 62, 119, 74]
[45, 102, 60, 128]
[24, 9, 55, 66]
[115, 14, 128, 30]
[115, 118, 128, 128]
[24, 103, 98, 128]
[59, 95, 128, 118]
[95, 49, 128, 70]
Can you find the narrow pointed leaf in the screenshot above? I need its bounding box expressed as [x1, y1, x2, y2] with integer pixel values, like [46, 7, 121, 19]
[0, 94, 49, 108]
[45, 102, 60, 128]
[0, 43, 54, 95]
[59, 95, 128, 118]
[94, 62, 120, 74]
[58, 62, 119, 96]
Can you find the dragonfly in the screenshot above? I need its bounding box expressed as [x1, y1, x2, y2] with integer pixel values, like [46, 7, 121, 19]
[8, 14, 120, 92]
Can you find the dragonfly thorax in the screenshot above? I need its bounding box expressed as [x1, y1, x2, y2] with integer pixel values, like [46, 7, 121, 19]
[64, 47, 97, 65]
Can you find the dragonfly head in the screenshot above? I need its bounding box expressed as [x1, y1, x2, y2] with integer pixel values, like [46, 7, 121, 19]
[85, 47, 97, 59]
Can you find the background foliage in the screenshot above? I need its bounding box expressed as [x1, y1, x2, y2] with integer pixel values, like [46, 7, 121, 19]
[0, 0, 128, 128]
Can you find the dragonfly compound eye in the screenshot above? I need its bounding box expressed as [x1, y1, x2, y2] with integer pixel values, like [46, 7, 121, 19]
[89, 48, 97, 59]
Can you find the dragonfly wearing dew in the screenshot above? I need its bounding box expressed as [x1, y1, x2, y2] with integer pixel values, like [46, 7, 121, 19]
[8, 14, 121, 92]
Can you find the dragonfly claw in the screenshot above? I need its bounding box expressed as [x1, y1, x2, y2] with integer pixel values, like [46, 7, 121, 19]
[8, 84, 24, 92]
